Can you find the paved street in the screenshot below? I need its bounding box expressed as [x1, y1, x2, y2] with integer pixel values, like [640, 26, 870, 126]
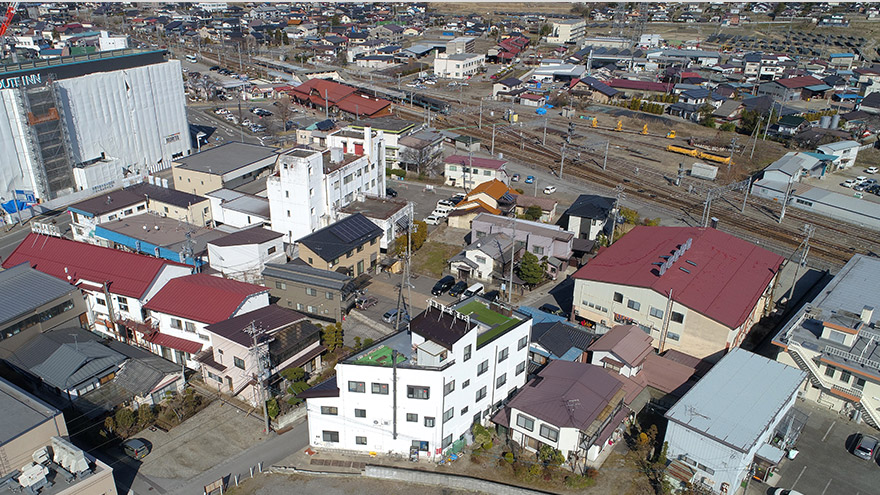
[0, 210, 71, 261]
[745, 399, 880, 495]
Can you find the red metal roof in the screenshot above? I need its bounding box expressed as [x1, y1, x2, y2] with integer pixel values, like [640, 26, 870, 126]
[144, 273, 268, 324]
[774, 75, 823, 89]
[336, 93, 391, 117]
[290, 78, 356, 104]
[146, 333, 203, 354]
[2, 233, 188, 298]
[572, 226, 783, 329]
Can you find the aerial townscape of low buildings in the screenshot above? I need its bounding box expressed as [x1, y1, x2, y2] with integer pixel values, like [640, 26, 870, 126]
[3, 2, 880, 494]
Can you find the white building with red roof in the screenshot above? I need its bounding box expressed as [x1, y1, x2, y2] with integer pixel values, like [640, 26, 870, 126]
[571, 226, 784, 361]
[143, 274, 269, 367]
[2, 233, 192, 344]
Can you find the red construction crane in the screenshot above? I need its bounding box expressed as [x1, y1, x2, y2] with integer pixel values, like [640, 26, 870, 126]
[0, 3, 19, 38]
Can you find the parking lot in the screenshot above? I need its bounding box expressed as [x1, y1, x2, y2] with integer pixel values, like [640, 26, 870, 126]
[803, 163, 880, 205]
[746, 399, 880, 495]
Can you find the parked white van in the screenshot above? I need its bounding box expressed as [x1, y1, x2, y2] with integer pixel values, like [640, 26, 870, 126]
[463, 282, 484, 298]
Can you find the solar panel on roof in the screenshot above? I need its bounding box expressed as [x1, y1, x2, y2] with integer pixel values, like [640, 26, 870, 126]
[330, 215, 377, 243]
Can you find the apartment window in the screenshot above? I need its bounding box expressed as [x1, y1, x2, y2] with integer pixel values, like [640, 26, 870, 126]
[448, 165, 457, 171]
[516, 361, 526, 376]
[518, 335, 528, 350]
[96, 297, 106, 306]
[463, 344, 472, 361]
[649, 307, 664, 319]
[185, 321, 196, 333]
[483, 170, 491, 176]
[357, 245, 364, 253]
[406, 413, 418, 422]
[306, 287, 317, 296]
[442, 434, 452, 449]
[326, 292, 334, 300]
[539, 425, 559, 442]
[424, 417, 435, 427]
[285, 191, 289, 198]
[627, 299, 641, 311]
[443, 407, 454, 423]
[116, 296, 129, 312]
[498, 347, 509, 362]
[613, 292, 624, 303]
[275, 281, 286, 290]
[286, 210, 291, 217]
[322, 431, 339, 443]
[475, 386, 487, 402]
[496, 373, 507, 389]
[855, 377, 866, 390]
[355, 409, 366, 418]
[234, 357, 246, 370]
[667, 332, 681, 341]
[309, 188, 314, 197]
[407, 386, 430, 399]
[532, 246, 544, 256]
[462, 379, 470, 389]
[477, 360, 489, 375]
[444, 380, 455, 396]
[370, 238, 377, 245]
[824, 365, 836, 378]
[356, 436, 367, 445]
[348, 381, 366, 393]
[170, 318, 182, 329]
[475, 255, 487, 264]
[346, 250, 353, 259]
[516, 414, 535, 431]
[320, 406, 338, 415]
[461, 406, 469, 415]
[671, 312, 684, 323]
[840, 370, 852, 384]
[371, 382, 389, 394]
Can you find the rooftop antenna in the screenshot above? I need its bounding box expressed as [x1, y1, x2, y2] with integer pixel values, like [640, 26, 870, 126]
[69, 333, 78, 351]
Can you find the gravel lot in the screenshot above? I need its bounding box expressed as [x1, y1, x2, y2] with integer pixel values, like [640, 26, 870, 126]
[226, 473, 483, 495]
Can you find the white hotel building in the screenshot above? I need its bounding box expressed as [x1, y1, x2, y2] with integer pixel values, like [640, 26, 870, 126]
[301, 297, 532, 457]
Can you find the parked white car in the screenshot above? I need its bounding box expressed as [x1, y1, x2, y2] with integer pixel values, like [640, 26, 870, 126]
[842, 179, 857, 188]
[856, 176, 868, 184]
[867, 166, 878, 174]
[424, 215, 443, 225]
[543, 185, 557, 194]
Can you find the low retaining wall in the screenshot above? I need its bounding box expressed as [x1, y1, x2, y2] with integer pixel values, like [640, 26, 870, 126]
[364, 465, 554, 495]
[273, 405, 307, 430]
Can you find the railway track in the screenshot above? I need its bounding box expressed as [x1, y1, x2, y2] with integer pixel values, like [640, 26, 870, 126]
[441, 112, 879, 269]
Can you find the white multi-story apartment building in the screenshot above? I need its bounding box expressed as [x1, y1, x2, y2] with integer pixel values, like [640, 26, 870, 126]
[546, 18, 586, 45]
[301, 297, 532, 458]
[433, 53, 486, 79]
[267, 126, 387, 243]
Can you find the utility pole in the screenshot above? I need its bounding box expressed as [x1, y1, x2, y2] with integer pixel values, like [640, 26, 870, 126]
[245, 322, 272, 435]
[779, 178, 794, 223]
[609, 185, 625, 244]
[542, 117, 547, 146]
[479, 98, 483, 130]
[749, 116, 762, 159]
[394, 210, 413, 333]
[785, 224, 815, 305]
[559, 143, 566, 180]
[602, 141, 609, 171]
[491, 123, 496, 156]
[507, 212, 517, 304]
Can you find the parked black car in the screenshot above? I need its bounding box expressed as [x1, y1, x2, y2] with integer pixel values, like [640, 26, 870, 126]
[448, 281, 468, 298]
[539, 303, 566, 317]
[483, 290, 500, 302]
[386, 187, 398, 198]
[432, 275, 456, 296]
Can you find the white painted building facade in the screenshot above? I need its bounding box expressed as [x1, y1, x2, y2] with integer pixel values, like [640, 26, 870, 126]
[304, 298, 531, 458]
[267, 127, 386, 243]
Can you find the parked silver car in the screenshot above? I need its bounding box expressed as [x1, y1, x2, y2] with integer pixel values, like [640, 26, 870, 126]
[853, 433, 878, 460]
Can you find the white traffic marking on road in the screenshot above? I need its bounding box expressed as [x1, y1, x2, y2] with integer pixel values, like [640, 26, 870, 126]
[821, 421, 835, 442]
[820, 478, 833, 495]
[790, 465, 807, 491]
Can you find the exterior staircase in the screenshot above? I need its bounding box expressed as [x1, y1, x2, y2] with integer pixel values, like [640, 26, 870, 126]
[788, 348, 823, 389]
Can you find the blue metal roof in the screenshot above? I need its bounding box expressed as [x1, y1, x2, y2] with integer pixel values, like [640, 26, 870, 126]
[665, 348, 805, 452]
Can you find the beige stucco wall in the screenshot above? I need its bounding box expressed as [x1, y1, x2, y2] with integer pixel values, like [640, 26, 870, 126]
[150, 198, 213, 227]
[172, 165, 224, 196]
[573, 278, 774, 359]
[298, 239, 380, 277]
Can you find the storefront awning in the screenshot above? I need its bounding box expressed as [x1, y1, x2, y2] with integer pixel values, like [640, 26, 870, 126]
[146, 333, 203, 354]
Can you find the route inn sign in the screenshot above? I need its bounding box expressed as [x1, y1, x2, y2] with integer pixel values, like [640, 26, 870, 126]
[0, 73, 43, 90]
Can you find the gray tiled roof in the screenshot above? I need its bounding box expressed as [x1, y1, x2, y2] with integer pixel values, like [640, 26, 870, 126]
[30, 341, 126, 391]
[263, 261, 353, 291]
[174, 142, 279, 175]
[0, 263, 78, 325]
